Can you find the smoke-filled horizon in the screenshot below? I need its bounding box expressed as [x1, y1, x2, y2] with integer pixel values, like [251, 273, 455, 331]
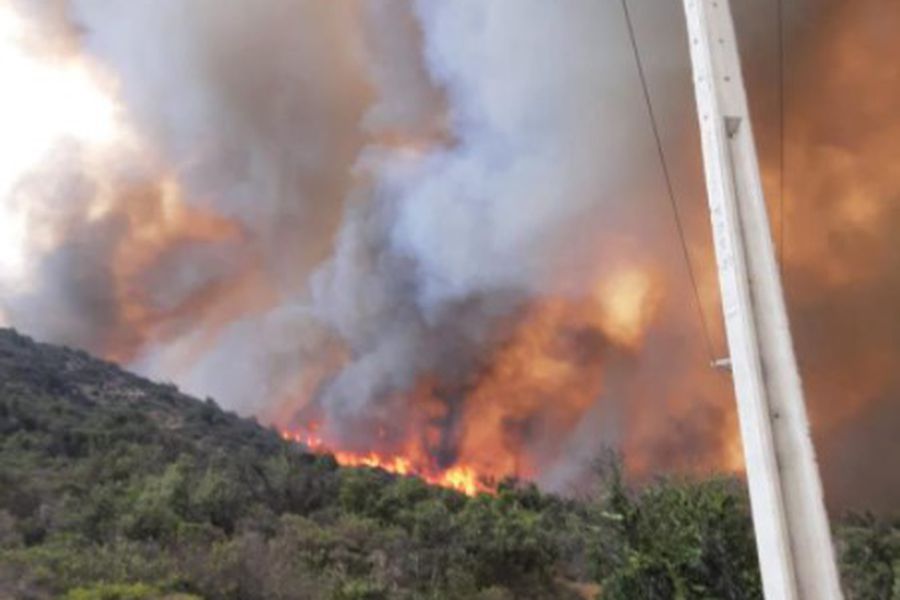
[0, 0, 896, 512]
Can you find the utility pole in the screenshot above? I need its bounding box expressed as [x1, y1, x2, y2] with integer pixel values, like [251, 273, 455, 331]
[681, 1, 843, 598]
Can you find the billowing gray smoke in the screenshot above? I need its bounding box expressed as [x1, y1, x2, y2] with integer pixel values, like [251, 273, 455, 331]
[308, 0, 675, 447]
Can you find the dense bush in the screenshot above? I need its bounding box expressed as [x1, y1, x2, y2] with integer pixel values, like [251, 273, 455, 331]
[837, 513, 900, 600]
[589, 458, 761, 599]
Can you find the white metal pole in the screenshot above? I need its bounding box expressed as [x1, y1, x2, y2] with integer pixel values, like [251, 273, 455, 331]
[681, 1, 843, 598]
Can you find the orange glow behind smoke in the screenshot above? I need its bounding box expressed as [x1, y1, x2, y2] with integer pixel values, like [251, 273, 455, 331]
[452, 266, 663, 480]
[763, 0, 900, 458]
[594, 268, 663, 349]
[101, 178, 264, 363]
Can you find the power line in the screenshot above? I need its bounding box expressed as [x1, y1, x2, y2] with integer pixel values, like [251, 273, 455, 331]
[620, 0, 717, 364]
[777, 0, 786, 276]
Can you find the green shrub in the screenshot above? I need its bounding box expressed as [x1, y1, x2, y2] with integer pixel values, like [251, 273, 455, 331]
[64, 582, 161, 600]
[837, 513, 899, 600]
[590, 461, 760, 599]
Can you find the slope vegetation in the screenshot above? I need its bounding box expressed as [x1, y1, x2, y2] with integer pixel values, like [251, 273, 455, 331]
[0, 329, 895, 599]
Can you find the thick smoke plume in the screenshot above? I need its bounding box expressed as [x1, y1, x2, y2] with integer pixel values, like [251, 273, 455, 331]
[0, 0, 896, 510]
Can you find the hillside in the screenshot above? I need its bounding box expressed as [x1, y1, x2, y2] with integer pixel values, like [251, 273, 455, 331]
[0, 328, 895, 600]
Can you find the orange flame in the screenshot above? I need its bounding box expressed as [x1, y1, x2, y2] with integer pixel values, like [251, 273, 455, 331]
[280, 426, 490, 496]
[277, 265, 663, 495]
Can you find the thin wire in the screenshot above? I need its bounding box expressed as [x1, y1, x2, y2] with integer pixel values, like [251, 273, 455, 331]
[777, 0, 786, 276]
[620, 0, 717, 363]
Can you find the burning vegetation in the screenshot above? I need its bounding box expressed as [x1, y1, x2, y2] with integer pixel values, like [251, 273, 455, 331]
[281, 425, 489, 497]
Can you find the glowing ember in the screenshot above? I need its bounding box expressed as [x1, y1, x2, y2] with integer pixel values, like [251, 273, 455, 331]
[280, 427, 490, 496]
